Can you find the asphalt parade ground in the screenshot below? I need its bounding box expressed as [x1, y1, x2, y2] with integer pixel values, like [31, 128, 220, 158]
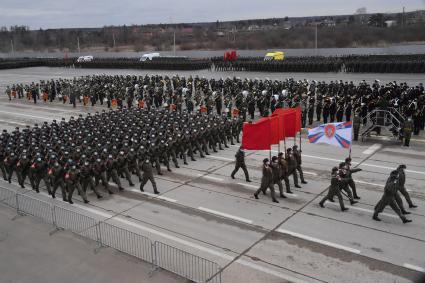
[0, 67, 425, 283]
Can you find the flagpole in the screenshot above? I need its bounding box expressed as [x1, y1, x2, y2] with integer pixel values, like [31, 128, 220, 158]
[284, 138, 287, 153]
[299, 130, 302, 152]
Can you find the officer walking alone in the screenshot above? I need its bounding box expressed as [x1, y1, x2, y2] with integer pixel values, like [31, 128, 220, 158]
[230, 147, 251, 182]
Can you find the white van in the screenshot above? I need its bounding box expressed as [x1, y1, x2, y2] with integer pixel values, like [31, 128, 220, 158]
[139, 53, 160, 61]
[77, 55, 94, 62]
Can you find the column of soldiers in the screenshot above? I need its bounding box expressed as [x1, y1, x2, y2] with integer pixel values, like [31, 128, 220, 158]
[319, 160, 417, 224]
[0, 107, 243, 204]
[5, 76, 425, 145]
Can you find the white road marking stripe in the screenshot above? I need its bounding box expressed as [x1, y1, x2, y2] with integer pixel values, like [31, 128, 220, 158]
[362, 144, 382, 155]
[354, 180, 385, 187]
[238, 183, 298, 198]
[236, 259, 309, 283]
[0, 110, 54, 121]
[238, 182, 258, 189]
[277, 228, 361, 254]
[304, 171, 318, 176]
[207, 155, 234, 162]
[403, 263, 425, 273]
[129, 189, 178, 203]
[202, 175, 224, 182]
[0, 119, 28, 126]
[118, 216, 310, 282]
[326, 202, 398, 219]
[198, 206, 253, 224]
[1, 103, 82, 113]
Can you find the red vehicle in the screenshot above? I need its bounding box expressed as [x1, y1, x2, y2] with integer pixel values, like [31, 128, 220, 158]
[224, 50, 237, 61]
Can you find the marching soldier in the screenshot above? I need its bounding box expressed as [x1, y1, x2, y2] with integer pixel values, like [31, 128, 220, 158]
[344, 157, 361, 199]
[254, 158, 279, 203]
[397, 164, 417, 209]
[286, 148, 301, 188]
[230, 147, 251, 182]
[48, 161, 67, 201]
[319, 167, 348, 211]
[373, 170, 412, 223]
[140, 159, 159, 194]
[65, 162, 89, 204]
[292, 145, 307, 185]
[270, 156, 286, 198]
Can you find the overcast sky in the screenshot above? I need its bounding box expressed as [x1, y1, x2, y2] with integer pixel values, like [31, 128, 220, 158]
[1, 0, 424, 29]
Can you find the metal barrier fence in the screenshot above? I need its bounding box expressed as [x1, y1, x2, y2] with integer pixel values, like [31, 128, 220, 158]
[0, 186, 221, 283]
[0, 186, 17, 208]
[98, 221, 153, 263]
[154, 241, 222, 283]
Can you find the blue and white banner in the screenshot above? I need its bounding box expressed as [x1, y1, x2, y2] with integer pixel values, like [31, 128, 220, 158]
[307, 121, 352, 149]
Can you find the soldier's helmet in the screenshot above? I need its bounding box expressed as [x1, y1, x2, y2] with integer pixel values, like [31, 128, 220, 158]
[398, 164, 406, 169]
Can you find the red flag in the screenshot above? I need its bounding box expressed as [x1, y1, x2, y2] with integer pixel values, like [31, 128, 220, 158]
[283, 111, 297, 137]
[271, 113, 286, 141]
[241, 119, 272, 150]
[272, 108, 301, 138]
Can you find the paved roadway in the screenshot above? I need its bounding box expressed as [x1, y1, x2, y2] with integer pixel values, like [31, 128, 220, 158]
[1, 70, 425, 282]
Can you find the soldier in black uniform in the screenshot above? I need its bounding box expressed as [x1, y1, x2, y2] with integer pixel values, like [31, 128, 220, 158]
[48, 161, 67, 201]
[286, 148, 301, 188]
[65, 162, 89, 204]
[319, 167, 349, 211]
[373, 170, 412, 223]
[292, 145, 307, 184]
[344, 157, 362, 199]
[397, 164, 417, 208]
[254, 158, 279, 203]
[230, 147, 251, 182]
[140, 159, 159, 194]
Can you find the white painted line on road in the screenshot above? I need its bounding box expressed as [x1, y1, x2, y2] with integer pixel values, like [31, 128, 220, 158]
[362, 144, 382, 155]
[238, 182, 298, 198]
[238, 182, 258, 189]
[236, 259, 309, 283]
[0, 110, 54, 121]
[304, 171, 318, 176]
[113, 216, 234, 260]
[1, 102, 83, 113]
[277, 228, 361, 254]
[403, 263, 425, 273]
[354, 180, 384, 187]
[202, 175, 224, 182]
[198, 206, 253, 224]
[129, 189, 178, 203]
[326, 202, 398, 219]
[0, 118, 28, 126]
[207, 155, 234, 162]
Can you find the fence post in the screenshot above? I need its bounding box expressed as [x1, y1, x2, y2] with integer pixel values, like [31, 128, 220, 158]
[49, 205, 62, 236]
[11, 193, 23, 220]
[149, 241, 158, 276]
[94, 222, 103, 254]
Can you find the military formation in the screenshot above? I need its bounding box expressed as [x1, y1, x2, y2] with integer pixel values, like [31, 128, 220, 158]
[6, 75, 424, 146]
[213, 55, 425, 73]
[0, 107, 243, 204]
[2, 73, 421, 225]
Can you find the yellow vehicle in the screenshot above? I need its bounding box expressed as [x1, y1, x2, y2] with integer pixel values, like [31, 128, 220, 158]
[264, 51, 284, 61]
